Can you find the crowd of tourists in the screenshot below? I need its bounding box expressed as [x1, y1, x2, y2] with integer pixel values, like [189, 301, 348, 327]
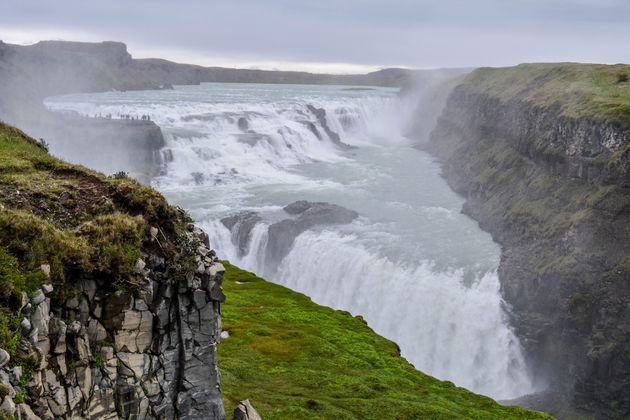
[89, 113, 151, 121]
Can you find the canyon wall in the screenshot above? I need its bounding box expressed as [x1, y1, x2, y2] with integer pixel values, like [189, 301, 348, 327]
[427, 63, 630, 418]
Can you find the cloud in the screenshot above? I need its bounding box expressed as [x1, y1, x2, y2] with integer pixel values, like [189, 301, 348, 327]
[0, 0, 629, 72]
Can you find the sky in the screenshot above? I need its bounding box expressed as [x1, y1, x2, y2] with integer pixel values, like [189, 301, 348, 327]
[1, 0, 629, 74]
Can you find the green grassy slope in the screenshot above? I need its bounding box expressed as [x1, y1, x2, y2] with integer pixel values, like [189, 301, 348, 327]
[461, 63, 630, 128]
[218, 263, 553, 420]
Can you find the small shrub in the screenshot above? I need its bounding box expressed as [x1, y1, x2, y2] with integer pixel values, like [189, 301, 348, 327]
[0, 311, 21, 357]
[617, 72, 629, 83]
[37, 138, 49, 152]
[0, 248, 22, 298]
[7, 335, 20, 358]
[95, 352, 104, 368]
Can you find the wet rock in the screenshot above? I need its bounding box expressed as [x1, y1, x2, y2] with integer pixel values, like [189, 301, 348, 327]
[307, 104, 354, 149]
[40, 283, 53, 294]
[266, 201, 358, 265]
[237, 117, 249, 131]
[221, 211, 262, 256]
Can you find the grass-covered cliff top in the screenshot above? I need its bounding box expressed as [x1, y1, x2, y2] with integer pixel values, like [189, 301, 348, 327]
[460, 63, 630, 129]
[218, 262, 553, 419]
[0, 121, 189, 349]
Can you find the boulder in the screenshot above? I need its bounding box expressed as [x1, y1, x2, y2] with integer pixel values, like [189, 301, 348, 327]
[266, 201, 358, 265]
[220, 211, 262, 256]
[231, 399, 262, 420]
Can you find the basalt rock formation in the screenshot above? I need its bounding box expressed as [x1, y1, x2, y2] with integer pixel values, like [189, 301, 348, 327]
[0, 122, 226, 419]
[426, 63, 630, 419]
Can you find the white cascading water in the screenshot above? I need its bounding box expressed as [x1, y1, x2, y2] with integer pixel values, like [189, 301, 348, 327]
[45, 82, 538, 399]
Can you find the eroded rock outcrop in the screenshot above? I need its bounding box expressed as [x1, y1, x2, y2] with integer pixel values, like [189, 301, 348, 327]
[267, 201, 358, 265]
[221, 201, 359, 268]
[0, 225, 226, 420]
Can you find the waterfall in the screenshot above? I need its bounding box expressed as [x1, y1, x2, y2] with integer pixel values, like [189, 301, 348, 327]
[45, 81, 538, 399]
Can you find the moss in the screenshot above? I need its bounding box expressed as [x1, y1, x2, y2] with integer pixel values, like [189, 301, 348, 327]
[0, 383, 10, 400]
[0, 120, 194, 301]
[218, 262, 552, 420]
[461, 63, 630, 129]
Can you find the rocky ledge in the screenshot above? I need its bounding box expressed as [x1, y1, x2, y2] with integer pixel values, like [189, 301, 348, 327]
[0, 122, 226, 419]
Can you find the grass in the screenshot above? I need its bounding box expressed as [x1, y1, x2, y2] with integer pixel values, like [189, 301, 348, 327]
[0, 121, 188, 298]
[218, 262, 553, 420]
[461, 63, 630, 129]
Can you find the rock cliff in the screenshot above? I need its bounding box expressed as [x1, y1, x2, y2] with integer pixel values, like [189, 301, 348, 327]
[427, 63, 630, 418]
[0, 122, 226, 419]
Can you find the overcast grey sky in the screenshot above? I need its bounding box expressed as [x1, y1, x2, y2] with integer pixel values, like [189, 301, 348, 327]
[1, 0, 629, 73]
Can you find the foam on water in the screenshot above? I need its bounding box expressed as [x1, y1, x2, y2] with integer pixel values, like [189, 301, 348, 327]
[45, 82, 538, 399]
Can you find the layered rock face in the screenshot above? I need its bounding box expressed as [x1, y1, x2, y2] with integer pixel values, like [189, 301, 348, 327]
[427, 64, 630, 418]
[0, 225, 226, 420]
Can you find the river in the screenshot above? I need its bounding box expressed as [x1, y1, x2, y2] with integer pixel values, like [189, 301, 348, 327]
[45, 81, 536, 399]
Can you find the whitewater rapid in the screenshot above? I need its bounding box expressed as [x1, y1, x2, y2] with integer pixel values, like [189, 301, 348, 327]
[45, 82, 538, 399]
